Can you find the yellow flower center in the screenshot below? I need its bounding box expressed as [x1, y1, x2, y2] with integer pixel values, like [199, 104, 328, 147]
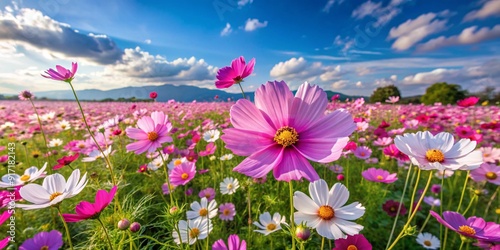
[20, 174, 30, 182]
[347, 245, 358, 250]
[199, 208, 208, 217]
[49, 192, 63, 201]
[227, 183, 233, 190]
[189, 228, 200, 238]
[425, 149, 445, 163]
[266, 223, 277, 231]
[147, 131, 159, 141]
[181, 173, 189, 180]
[317, 205, 335, 220]
[41, 246, 49, 250]
[458, 225, 476, 236]
[174, 159, 182, 166]
[423, 240, 432, 246]
[486, 172, 497, 180]
[376, 175, 384, 180]
[223, 209, 231, 216]
[274, 126, 299, 147]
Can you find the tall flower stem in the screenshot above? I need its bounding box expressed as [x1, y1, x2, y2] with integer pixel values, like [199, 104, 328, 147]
[408, 168, 422, 218]
[457, 171, 470, 212]
[237, 83, 246, 99]
[28, 98, 52, 170]
[462, 195, 477, 215]
[56, 206, 74, 250]
[321, 237, 325, 250]
[418, 205, 434, 235]
[385, 164, 413, 249]
[439, 174, 445, 247]
[484, 186, 499, 218]
[387, 171, 433, 250]
[68, 82, 116, 186]
[97, 217, 114, 250]
[158, 149, 174, 205]
[289, 181, 296, 250]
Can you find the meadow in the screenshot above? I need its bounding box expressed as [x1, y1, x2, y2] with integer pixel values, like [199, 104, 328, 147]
[0, 60, 499, 250]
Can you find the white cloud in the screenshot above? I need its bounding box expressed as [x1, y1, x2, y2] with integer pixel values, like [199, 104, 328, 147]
[352, 0, 407, 27]
[144, 39, 151, 44]
[356, 66, 373, 76]
[417, 25, 500, 51]
[0, 8, 122, 64]
[319, 65, 342, 81]
[388, 12, 447, 51]
[464, 0, 500, 21]
[220, 23, 232, 36]
[323, 0, 345, 13]
[270, 57, 309, 78]
[332, 80, 348, 89]
[244, 18, 268, 32]
[238, 0, 253, 7]
[390, 75, 398, 81]
[356, 81, 363, 87]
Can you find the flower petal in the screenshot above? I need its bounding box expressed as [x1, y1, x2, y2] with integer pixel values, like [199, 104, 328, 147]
[254, 81, 294, 130]
[290, 82, 328, 129]
[221, 128, 274, 156]
[233, 146, 281, 179]
[273, 149, 319, 182]
[229, 99, 275, 135]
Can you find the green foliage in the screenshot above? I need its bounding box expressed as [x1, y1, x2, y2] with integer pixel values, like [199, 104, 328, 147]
[369, 85, 401, 103]
[420, 82, 467, 105]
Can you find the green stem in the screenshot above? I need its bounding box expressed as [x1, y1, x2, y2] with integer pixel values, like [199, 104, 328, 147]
[408, 168, 421, 219]
[56, 206, 74, 250]
[345, 158, 350, 189]
[289, 181, 296, 250]
[237, 83, 246, 99]
[29, 98, 52, 170]
[439, 174, 444, 247]
[462, 195, 477, 216]
[459, 240, 465, 250]
[387, 171, 433, 250]
[68, 82, 116, 185]
[385, 164, 413, 249]
[97, 217, 114, 250]
[157, 149, 174, 204]
[321, 237, 325, 250]
[457, 171, 470, 212]
[418, 206, 434, 235]
[484, 186, 499, 218]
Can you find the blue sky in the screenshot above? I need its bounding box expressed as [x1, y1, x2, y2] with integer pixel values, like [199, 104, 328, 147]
[0, 0, 499, 97]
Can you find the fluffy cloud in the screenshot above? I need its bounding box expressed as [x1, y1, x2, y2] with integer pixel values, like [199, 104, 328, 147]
[0, 8, 122, 64]
[220, 23, 232, 36]
[237, 0, 253, 7]
[388, 12, 447, 51]
[322, 0, 345, 13]
[417, 25, 500, 51]
[270, 57, 344, 83]
[352, 0, 406, 27]
[332, 80, 349, 89]
[463, 0, 500, 21]
[244, 18, 268, 31]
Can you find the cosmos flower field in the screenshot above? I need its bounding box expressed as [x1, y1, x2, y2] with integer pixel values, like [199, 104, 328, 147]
[0, 58, 499, 250]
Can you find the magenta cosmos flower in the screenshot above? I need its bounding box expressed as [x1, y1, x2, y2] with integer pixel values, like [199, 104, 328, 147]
[53, 153, 79, 170]
[149, 91, 158, 99]
[471, 163, 500, 185]
[362, 168, 398, 183]
[42, 62, 78, 82]
[222, 81, 356, 182]
[215, 56, 255, 89]
[169, 161, 196, 186]
[126, 111, 173, 154]
[20, 230, 63, 250]
[333, 234, 372, 250]
[430, 211, 500, 241]
[457, 96, 479, 107]
[212, 234, 247, 250]
[63, 186, 117, 222]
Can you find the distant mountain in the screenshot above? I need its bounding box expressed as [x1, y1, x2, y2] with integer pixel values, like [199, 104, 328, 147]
[30, 84, 366, 102]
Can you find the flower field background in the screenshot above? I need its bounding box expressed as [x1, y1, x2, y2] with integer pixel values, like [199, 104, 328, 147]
[0, 61, 499, 250]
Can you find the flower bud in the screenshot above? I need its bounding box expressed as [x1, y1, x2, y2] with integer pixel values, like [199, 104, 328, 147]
[295, 225, 311, 241]
[130, 222, 141, 232]
[117, 219, 130, 230]
[337, 174, 345, 181]
[169, 206, 179, 215]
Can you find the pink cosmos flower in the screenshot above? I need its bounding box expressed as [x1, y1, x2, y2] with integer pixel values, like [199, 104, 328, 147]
[385, 96, 399, 104]
[219, 203, 236, 221]
[222, 81, 356, 182]
[149, 91, 158, 99]
[20, 230, 63, 250]
[42, 62, 78, 82]
[457, 96, 479, 107]
[480, 147, 500, 163]
[126, 111, 173, 154]
[215, 56, 255, 89]
[169, 161, 196, 186]
[62, 186, 117, 222]
[373, 137, 393, 147]
[333, 234, 372, 250]
[455, 126, 474, 138]
[353, 146, 372, 159]
[362, 168, 398, 183]
[199, 187, 216, 202]
[212, 234, 247, 250]
[18, 90, 34, 100]
[53, 153, 79, 170]
[470, 163, 500, 185]
[198, 142, 216, 156]
[430, 211, 500, 241]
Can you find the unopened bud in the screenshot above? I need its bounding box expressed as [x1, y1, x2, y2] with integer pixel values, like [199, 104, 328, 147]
[117, 219, 130, 230]
[295, 225, 311, 241]
[337, 174, 345, 181]
[130, 222, 141, 232]
[169, 206, 179, 215]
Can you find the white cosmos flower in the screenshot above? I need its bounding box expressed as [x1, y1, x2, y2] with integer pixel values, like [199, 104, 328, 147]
[147, 153, 168, 171]
[416, 232, 440, 249]
[0, 163, 47, 188]
[81, 146, 113, 162]
[253, 212, 287, 235]
[203, 129, 220, 142]
[58, 120, 71, 130]
[395, 131, 483, 171]
[173, 218, 213, 245]
[186, 197, 218, 221]
[48, 138, 63, 148]
[294, 179, 365, 240]
[167, 157, 187, 170]
[220, 154, 233, 161]
[220, 177, 239, 195]
[17, 169, 88, 210]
